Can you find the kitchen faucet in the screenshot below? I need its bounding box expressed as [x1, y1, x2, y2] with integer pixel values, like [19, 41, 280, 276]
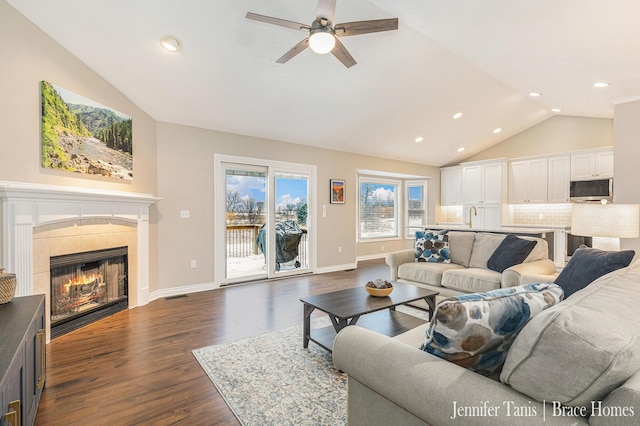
[466, 205, 477, 228]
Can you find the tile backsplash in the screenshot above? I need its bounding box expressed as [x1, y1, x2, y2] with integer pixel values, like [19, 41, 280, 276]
[509, 204, 572, 226]
[437, 204, 573, 227]
[438, 206, 464, 224]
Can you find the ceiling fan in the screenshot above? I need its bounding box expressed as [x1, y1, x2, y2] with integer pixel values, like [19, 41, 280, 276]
[246, 0, 398, 68]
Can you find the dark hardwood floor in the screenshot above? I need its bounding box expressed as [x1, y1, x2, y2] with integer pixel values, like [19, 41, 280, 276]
[35, 259, 389, 425]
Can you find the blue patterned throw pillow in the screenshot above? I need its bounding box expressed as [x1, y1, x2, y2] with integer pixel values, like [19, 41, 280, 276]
[415, 229, 450, 263]
[420, 283, 564, 377]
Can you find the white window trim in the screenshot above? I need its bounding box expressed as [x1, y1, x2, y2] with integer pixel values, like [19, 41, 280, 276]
[405, 180, 428, 239]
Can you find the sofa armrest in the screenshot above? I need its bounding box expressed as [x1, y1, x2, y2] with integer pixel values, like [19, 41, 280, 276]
[333, 326, 586, 425]
[501, 258, 557, 288]
[385, 249, 414, 281]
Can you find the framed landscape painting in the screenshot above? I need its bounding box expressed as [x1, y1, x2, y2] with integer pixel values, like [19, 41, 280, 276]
[330, 179, 345, 204]
[41, 81, 133, 180]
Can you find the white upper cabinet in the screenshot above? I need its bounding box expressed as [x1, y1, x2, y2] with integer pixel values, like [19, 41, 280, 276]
[547, 155, 571, 203]
[440, 166, 463, 206]
[570, 149, 614, 180]
[462, 160, 507, 205]
[508, 158, 548, 203]
[462, 164, 483, 204]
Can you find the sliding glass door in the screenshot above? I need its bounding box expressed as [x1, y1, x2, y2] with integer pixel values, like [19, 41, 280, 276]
[216, 156, 315, 285]
[273, 172, 310, 274]
[224, 165, 268, 281]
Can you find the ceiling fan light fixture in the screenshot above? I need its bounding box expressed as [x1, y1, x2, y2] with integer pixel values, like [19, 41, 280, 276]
[309, 29, 335, 54]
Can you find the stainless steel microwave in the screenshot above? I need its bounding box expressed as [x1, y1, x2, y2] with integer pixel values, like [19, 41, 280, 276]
[569, 178, 613, 202]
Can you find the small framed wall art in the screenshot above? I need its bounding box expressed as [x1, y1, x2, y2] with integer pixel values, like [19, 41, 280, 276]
[330, 179, 345, 204]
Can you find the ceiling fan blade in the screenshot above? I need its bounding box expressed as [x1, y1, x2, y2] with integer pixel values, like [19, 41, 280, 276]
[334, 18, 398, 37]
[276, 38, 310, 64]
[316, 0, 337, 24]
[331, 37, 356, 68]
[246, 12, 310, 31]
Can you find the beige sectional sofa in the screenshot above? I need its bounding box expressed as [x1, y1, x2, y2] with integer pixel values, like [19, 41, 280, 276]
[385, 230, 558, 301]
[334, 262, 640, 425]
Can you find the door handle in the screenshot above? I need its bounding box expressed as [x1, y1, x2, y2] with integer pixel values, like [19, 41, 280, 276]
[37, 329, 46, 389]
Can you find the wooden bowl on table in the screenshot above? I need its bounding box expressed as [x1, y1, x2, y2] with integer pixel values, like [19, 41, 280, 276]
[365, 280, 394, 297]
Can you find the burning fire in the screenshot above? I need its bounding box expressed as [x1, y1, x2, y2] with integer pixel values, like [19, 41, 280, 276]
[63, 273, 102, 292]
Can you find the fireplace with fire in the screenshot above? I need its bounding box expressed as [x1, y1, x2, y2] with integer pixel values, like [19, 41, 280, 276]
[50, 247, 128, 338]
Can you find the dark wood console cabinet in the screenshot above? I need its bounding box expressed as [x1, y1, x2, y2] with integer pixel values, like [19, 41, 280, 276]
[0, 295, 46, 426]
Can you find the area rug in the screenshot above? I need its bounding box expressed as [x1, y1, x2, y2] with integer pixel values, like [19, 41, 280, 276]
[192, 305, 428, 426]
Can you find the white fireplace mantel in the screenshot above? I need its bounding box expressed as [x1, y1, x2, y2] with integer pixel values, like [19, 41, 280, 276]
[0, 180, 160, 307]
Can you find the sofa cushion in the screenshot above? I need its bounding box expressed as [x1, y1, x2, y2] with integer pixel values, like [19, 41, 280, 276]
[414, 229, 450, 263]
[554, 245, 635, 298]
[487, 234, 537, 273]
[398, 262, 464, 287]
[468, 233, 506, 269]
[420, 283, 563, 377]
[501, 262, 640, 411]
[521, 236, 548, 263]
[448, 231, 476, 268]
[590, 370, 640, 426]
[441, 268, 502, 294]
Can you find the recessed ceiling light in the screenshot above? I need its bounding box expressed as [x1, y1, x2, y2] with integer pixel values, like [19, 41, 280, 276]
[551, 108, 562, 113]
[593, 82, 610, 88]
[452, 112, 463, 119]
[161, 35, 182, 52]
[493, 128, 502, 134]
[457, 147, 465, 152]
[529, 92, 541, 97]
[414, 136, 424, 143]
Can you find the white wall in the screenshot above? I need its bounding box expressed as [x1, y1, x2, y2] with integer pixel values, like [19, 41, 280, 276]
[614, 99, 640, 256]
[155, 122, 439, 291]
[0, 0, 159, 286]
[460, 115, 613, 163]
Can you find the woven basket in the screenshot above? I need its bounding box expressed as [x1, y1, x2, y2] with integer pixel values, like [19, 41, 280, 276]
[0, 268, 17, 304]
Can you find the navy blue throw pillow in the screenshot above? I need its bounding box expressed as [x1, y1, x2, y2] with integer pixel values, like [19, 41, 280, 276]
[487, 234, 537, 273]
[554, 246, 635, 298]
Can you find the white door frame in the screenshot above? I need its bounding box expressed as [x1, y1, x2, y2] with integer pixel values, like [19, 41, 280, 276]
[214, 154, 317, 285]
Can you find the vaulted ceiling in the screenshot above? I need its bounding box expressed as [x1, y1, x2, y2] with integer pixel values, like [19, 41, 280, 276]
[8, 0, 640, 166]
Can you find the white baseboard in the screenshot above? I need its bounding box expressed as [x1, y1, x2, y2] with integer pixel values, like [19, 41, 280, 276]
[149, 281, 220, 302]
[149, 261, 373, 299]
[316, 263, 357, 274]
[356, 253, 387, 262]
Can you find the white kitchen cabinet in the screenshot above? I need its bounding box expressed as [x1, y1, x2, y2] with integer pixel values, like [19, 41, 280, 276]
[548, 155, 571, 203]
[570, 149, 614, 180]
[440, 166, 463, 206]
[462, 160, 507, 205]
[508, 158, 548, 203]
[462, 164, 483, 204]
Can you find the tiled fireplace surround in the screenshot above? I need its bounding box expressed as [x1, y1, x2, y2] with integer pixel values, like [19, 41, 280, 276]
[0, 181, 159, 341]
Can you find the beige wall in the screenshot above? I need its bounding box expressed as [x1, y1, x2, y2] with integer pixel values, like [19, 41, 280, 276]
[613, 99, 640, 256]
[156, 122, 439, 290]
[460, 115, 613, 163]
[0, 0, 158, 285]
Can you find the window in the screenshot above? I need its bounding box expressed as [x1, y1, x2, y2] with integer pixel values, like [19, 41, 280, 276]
[359, 178, 400, 240]
[406, 182, 427, 238]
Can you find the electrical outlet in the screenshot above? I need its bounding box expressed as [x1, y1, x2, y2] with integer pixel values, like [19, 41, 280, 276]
[180, 210, 190, 219]
[338, 246, 342, 253]
[538, 213, 544, 219]
[322, 204, 327, 218]
[190, 259, 197, 268]
[381, 245, 385, 251]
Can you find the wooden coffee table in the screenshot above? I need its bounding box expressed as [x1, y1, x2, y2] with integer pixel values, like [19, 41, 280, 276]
[300, 282, 438, 352]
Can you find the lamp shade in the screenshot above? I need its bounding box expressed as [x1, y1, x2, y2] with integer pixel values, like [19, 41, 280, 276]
[571, 204, 640, 238]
